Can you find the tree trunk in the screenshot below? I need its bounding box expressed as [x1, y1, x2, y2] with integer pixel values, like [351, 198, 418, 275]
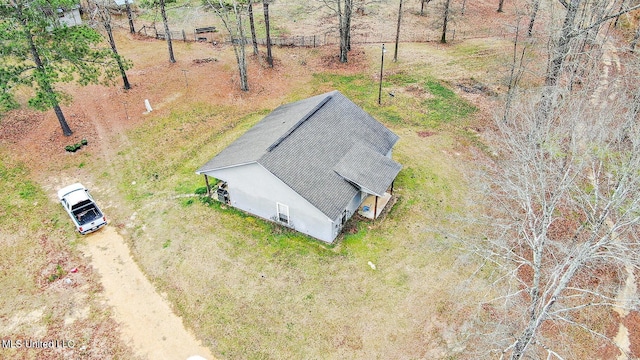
[53, 104, 73, 136]
[235, 3, 249, 90]
[212, 0, 249, 91]
[503, 24, 526, 122]
[510, 320, 540, 360]
[105, 21, 131, 90]
[263, 0, 273, 67]
[393, 0, 403, 62]
[527, 0, 540, 36]
[345, 0, 352, 51]
[248, 2, 259, 56]
[160, 0, 176, 63]
[545, 0, 580, 88]
[338, 0, 347, 62]
[497, 0, 505, 13]
[25, 19, 72, 135]
[125, 0, 135, 34]
[440, 0, 450, 43]
[537, 0, 580, 121]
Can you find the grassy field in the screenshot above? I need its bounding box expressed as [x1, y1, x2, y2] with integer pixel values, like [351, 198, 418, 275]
[0, 155, 137, 359]
[5, 0, 640, 355]
[0, 14, 514, 358]
[95, 43, 493, 358]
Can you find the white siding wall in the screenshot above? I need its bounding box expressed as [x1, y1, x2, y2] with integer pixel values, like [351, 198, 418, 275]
[330, 190, 366, 238]
[386, 148, 393, 158]
[59, 9, 81, 27]
[205, 163, 336, 242]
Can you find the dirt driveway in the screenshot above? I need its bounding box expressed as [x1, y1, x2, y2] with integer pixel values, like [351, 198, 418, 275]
[82, 226, 214, 360]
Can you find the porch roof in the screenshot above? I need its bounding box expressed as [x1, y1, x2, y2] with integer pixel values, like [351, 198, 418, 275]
[333, 143, 402, 197]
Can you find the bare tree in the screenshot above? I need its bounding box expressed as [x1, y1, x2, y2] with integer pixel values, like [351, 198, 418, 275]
[141, 0, 176, 62]
[320, 0, 353, 62]
[537, 0, 640, 119]
[159, 0, 175, 63]
[205, 0, 249, 91]
[440, 0, 451, 43]
[125, 0, 135, 33]
[263, 0, 273, 67]
[472, 82, 640, 359]
[545, 0, 640, 88]
[503, 19, 529, 123]
[393, 0, 403, 62]
[248, 0, 258, 56]
[87, 0, 132, 90]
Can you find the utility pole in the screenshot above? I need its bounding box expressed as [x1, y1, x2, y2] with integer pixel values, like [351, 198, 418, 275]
[378, 43, 385, 105]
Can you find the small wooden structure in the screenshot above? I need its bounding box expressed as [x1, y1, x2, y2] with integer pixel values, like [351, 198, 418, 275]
[194, 26, 217, 42]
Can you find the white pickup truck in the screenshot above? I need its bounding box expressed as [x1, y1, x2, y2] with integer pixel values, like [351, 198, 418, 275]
[57, 183, 107, 235]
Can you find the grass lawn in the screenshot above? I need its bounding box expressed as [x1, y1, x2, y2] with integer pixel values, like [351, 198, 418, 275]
[103, 47, 489, 358]
[0, 155, 137, 358]
[0, 28, 511, 358]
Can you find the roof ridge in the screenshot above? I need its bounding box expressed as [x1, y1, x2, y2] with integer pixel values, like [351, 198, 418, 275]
[266, 93, 333, 152]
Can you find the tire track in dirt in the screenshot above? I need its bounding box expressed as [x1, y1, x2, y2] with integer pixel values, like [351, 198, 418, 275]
[75, 88, 215, 359]
[81, 226, 214, 360]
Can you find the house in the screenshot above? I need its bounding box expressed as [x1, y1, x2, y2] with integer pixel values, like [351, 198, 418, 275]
[55, 6, 82, 27]
[196, 90, 402, 243]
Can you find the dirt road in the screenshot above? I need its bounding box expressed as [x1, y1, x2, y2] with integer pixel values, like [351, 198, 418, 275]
[81, 226, 215, 360]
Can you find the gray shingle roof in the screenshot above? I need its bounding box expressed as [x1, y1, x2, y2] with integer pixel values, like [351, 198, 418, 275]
[196, 90, 401, 220]
[334, 143, 402, 197]
[196, 92, 331, 170]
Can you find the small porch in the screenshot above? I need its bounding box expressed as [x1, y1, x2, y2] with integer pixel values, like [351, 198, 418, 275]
[358, 192, 393, 220]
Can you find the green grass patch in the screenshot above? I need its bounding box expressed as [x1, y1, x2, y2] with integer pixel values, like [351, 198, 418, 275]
[0, 160, 55, 231]
[312, 72, 477, 129]
[0, 155, 78, 315]
[108, 68, 484, 360]
[385, 72, 419, 85]
[423, 82, 477, 124]
[447, 39, 511, 72]
[115, 102, 267, 203]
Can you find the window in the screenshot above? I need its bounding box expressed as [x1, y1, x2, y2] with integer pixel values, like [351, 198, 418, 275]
[277, 203, 289, 225]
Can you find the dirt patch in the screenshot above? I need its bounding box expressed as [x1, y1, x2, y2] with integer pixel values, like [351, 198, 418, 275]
[417, 130, 436, 137]
[456, 78, 497, 96]
[81, 226, 215, 360]
[193, 57, 219, 64]
[404, 83, 434, 99]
